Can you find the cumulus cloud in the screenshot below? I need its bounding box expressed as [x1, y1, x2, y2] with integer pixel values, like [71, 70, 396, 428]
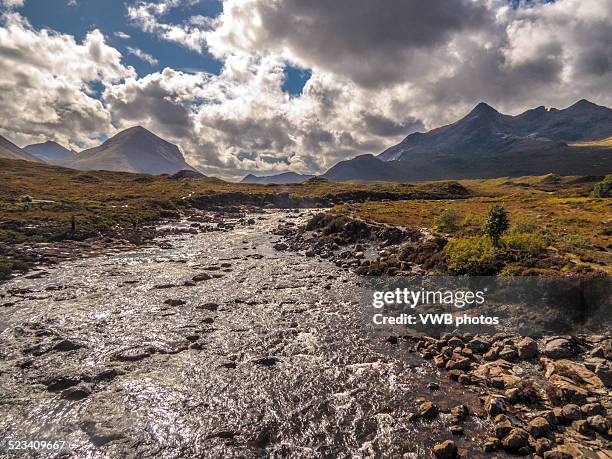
[0, 12, 134, 148]
[1, 0, 612, 180]
[126, 46, 159, 65]
[2, 0, 25, 8]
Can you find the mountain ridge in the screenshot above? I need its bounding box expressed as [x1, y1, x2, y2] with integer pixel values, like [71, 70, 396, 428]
[0, 135, 44, 162]
[25, 140, 76, 162]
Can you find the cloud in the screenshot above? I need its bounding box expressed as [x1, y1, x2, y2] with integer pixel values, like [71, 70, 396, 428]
[114, 31, 131, 39]
[2, 0, 612, 181]
[0, 12, 134, 148]
[126, 46, 159, 65]
[1, 0, 25, 8]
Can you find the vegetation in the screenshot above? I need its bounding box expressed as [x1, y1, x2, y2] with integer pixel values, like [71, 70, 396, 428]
[434, 209, 462, 233]
[334, 174, 611, 274]
[591, 174, 612, 198]
[483, 205, 510, 246]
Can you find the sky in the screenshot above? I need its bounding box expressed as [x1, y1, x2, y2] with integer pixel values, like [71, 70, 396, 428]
[0, 0, 611, 180]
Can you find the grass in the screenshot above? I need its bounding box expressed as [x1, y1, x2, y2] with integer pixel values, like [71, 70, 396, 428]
[0, 158, 468, 245]
[333, 174, 611, 273]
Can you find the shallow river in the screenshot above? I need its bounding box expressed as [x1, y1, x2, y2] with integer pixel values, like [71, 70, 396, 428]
[0, 211, 491, 458]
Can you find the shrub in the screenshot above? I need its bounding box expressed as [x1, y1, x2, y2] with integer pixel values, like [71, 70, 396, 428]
[501, 232, 547, 256]
[590, 174, 612, 198]
[483, 205, 509, 246]
[434, 209, 462, 233]
[444, 235, 502, 275]
[562, 234, 590, 249]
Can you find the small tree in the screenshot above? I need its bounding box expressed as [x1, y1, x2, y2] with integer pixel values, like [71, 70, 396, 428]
[21, 195, 32, 211]
[483, 205, 509, 246]
[591, 174, 612, 198]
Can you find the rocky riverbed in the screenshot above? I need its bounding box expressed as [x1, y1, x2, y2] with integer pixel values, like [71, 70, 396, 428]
[0, 209, 610, 458]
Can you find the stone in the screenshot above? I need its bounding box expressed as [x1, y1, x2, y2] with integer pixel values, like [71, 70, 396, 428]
[432, 440, 458, 459]
[445, 357, 471, 371]
[428, 382, 440, 391]
[418, 401, 439, 420]
[594, 362, 612, 387]
[572, 419, 590, 435]
[501, 428, 529, 451]
[544, 338, 574, 359]
[434, 354, 446, 368]
[528, 417, 550, 438]
[544, 359, 606, 394]
[580, 403, 605, 417]
[198, 302, 219, 311]
[561, 404, 581, 422]
[164, 299, 185, 306]
[499, 346, 518, 360]
[467, 337, 490, 354]
[450, 424, 464, 436]
[450, 404, 469, 421]
[483, 437, 499, 452]
[534, 438, 553, 455]
[544, 450, 574, 459]
[61, 385, 91, 401]
[586, 415, 608, 434]
[517, 337, 538, 359]
[53, 339, 85, 352]
[494, 419, 513, 438]
[273, 243, 288, 251]
[192, 273, 212, 282]
[484, 395, 506, 417]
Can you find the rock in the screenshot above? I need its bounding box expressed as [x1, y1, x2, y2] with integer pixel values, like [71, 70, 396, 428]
[473, 361, 519, 389]
[501, 428, 529, 451]
[572, 419, 590, 435]
[580, 403, 605, 417]
[499, 346, 517, 360]
[483, 437, 499, 452]
[543, 359, 606, 394]
[484, 395, 506, 417]
[434, 354, 447, 368]
[517, 337, 538, 359]
[586, 415, 609, 434]
[450, 404, 469, 421]
[254, 357, 278, 366]
[428, 382, 440, 391]
[164, 299, 185, 306]
[432, 440, 458, 458]
[446, 357, 471, 371]
[467, 337, 490, 354]
[114, 347, 151, 362]
[547, 375, 589, 404]
[61, 385, 91, 401]
[494, 419, 513, 438]
[544, 450, 574, 459]
[447, 336, 463, 348]
[198, 302, 219, 311]
[418, 401, 439, 420]
[53, 339, 85, 352]
[192, 273, 212, 282]
[450, 424, 464, 435]
[544, 338, 574, 359]
[273, 243, 288, 251]
[534, 438, 553, 455]
[594, 362, 612, 387]
[561, 404, 582, 422]
[45, 376, 80, 392]
[528, 417, 550, 438]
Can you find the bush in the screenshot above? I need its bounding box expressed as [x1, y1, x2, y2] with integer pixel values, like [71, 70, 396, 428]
[501, 232, 547, 256]
[434, 209, 462, 233]
[591, 174, 612, 198]
[483, 205, 510, 246]
[562, 234, 590, 249]
[444, 235, 502, 275]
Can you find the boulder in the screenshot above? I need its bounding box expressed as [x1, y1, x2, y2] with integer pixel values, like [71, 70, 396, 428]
[501, 428, 529, 451]
[432, 440, 458, 459]
[517, 337, 538, 359]
[543, 338, 574, 359]
[528, 417, 550, 438]
[418, 401, 439, 420]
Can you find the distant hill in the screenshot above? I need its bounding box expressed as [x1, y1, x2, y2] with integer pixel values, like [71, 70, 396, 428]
[24, 141, 76, 162]
[379, 99, 612, 161]
[63, 126, 198, 175]
[323, 100, 612, 182]
[241, 171, 314, 184]
[0, 135, 43, 162]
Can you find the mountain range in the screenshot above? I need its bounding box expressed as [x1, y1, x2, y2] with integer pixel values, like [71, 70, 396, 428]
[322, 99, 612, 182]
[241, 171, 314, 184]
[1, 99, 611, 181]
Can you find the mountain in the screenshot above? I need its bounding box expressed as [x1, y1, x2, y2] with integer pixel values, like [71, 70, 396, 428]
[63, 126, 197, 175]
[0, 135, 43, 162]
[241, 171, 315, 184]
[379, 99, 612, 161]
[324, 100, 612, 182]
[24, 140, 76, 162]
